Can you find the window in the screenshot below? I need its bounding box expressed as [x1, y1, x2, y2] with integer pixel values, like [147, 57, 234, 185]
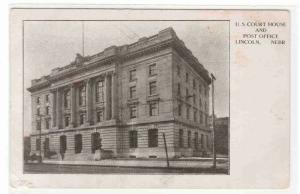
[129, 69, 136, 81]
[177, 65, 181, 76]
[130, 105, 137, 118]
[36, 120, 41, 131]
[79, 114, 86, 125]
[129, 86, 136, 99]
[36, 97, 40, 104]
[149, 101, 158, 116]
[205, 87, 208, 96]
[149, 64, 157, 76]
[188, 131, 191, 148]
[186, 106, 190, 119]
[64, 89, 71, 108]
[186, 72, 189, 83]
[36, 138, 41, 151]
[193, 94, 196, 104]
[177, 83, 181, 96]
[149, 81, 157, 95]
[148, 129, 158, 147]
[178, 103, 182, 116]
[199, 98, 202, 109]
[193, 110, 197, 122]
[205, 102, 208, 113]
[44, 138, 50, 156]
[201, 134, 204, 149]
[64, 116, 70, 127]
[91, 132, 101, 153]
[179, 129, 184, 148]
[74, 134, 82, 154]
[45, 106, 50, 115]
[95, 81, 104, 103]
[200, 112, 203, 124]
[79, 85, 86, 106]
[96, 110, 104, 123]
[194, 132, 199, 150]
[60, 135, 67, 153]
[199, 85, 202, 94]
[193, 79, 196, 89]
[45, 94, 49, 102]
[129, 130, 138, 148]
[36, 107, 40, 116]
[206, 135, 209, 148]
[186, 88, 189, 99]
[45, 119, 50, 129]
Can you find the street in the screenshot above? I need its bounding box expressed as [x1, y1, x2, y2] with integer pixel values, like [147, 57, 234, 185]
[24, 163, 228, 174]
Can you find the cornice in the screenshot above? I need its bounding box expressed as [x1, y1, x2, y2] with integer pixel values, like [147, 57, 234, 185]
[27, 28, 211, 93]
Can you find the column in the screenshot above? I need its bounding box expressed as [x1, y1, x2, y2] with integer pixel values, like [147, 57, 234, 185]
[71, 84, 77, 128]
[56, 88, 62, 129]
[111, 72, 116, 120]
[105, 73, 112, 120]
[104, 73, 108, 120]
[86, 78, 93, 125]
[51, 90, 57, 127]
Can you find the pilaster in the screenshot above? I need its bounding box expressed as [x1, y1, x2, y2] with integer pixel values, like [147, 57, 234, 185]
[56, 88, 62, 129]
[86, 78, 93, 125]
[71, 84, 77, 128]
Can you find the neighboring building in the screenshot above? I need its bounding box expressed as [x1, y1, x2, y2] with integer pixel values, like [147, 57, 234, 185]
[27, 27, 212, 160]
[209, 116, 229, 155]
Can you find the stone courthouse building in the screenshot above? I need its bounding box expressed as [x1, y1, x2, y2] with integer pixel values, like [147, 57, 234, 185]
[28, 27, 212, 160]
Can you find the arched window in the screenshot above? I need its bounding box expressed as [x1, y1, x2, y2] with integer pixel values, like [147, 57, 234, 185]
[44, 138, 50, 157]
[129, 130, 138, 148]
[206, 135, 209, 149]
[179, 129, 184, 148]
[200, 134, 204, 149]
[188, 131, 191, 148]
[74, 134, 82, 153]
[36, 138, 41, 151]
[79, 85, 86, 106]
[91, 132, 101, 153]
[60, 135, 67, 153]
[194, 132, 198, 150]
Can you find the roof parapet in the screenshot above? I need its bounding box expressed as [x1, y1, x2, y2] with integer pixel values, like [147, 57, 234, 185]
[29, 27, 211, 90]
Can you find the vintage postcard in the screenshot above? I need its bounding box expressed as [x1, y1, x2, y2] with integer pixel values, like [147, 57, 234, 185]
[10, 7, 290, 189]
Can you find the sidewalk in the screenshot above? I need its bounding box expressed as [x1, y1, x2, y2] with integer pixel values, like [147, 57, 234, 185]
[42, 158, 229, 169]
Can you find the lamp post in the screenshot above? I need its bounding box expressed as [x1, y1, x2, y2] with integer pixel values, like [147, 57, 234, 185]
[211, 73, 217, 169]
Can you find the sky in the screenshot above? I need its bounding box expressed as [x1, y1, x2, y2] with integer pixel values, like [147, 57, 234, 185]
[24, 21, 229, 136]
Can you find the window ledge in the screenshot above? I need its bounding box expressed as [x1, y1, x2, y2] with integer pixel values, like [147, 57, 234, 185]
[127, 98, 139, 105]
[147, 94, 159, 102]
[129, 79, 137, 82]
[148, 74, 157, 77]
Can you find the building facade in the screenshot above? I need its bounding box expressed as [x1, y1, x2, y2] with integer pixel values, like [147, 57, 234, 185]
[28, 27, 212, 160]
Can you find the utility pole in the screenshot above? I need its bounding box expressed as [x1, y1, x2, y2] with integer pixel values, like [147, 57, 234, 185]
[82, 21, 85, 57]
[211, 73, 217, 169]
[163, 133, 170, 168]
